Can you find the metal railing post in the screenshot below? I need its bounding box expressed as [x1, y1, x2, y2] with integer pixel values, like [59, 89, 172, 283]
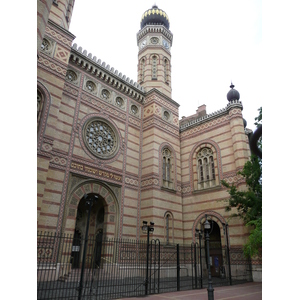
[194, 243, 198, 289]
[177, 244, 180, 291]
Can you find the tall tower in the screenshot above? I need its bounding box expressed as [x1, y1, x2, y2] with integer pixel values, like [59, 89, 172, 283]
[138, 6, 182, 243]
[137, 5, 173, 98]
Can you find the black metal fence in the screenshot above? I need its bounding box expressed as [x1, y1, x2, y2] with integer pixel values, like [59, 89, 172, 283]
[37, 232, 252, 299]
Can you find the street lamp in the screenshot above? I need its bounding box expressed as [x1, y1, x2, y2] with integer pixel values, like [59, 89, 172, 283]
[142, 221, 155, 295]
[195, 228, 203, 289]
[78, 193, 98, 300]
[204, 214, 214, 300]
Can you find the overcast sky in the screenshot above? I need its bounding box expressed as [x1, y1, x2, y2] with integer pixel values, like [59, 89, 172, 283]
[69, 0, 262, 131]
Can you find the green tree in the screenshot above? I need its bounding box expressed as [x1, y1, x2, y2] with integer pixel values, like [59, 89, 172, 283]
[221, 107, 262, 258]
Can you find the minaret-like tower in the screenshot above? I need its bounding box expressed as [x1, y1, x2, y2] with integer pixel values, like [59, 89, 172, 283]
[137, 5, 173, 98]
[138, 6, 182, 243]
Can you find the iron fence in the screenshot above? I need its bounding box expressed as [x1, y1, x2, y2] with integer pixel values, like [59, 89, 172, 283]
[37, 231, 252, 299]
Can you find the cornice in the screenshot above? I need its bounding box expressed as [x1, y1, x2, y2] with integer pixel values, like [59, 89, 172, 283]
[179, 100, 243, 132]
[137, 25, 173, 45]
[70, 45, 145, 104]
[47, 19, 76, 41]
[145, 88, 180, 108]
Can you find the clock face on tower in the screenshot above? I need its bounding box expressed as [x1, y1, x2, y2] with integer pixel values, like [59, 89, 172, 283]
[140, 39, 147, 49]
[163, 39, 169, 49]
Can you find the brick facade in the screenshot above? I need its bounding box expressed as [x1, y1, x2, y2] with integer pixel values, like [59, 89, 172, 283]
[37, 1, 252, 253]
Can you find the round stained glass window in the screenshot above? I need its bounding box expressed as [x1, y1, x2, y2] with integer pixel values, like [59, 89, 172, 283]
[83, 118, 118, 159]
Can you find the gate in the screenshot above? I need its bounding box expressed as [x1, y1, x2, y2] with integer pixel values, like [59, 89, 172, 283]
[37, 232, 253, 299]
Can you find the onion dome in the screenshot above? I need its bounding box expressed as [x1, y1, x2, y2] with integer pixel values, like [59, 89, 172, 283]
[140, 5, 170, 29]
[227, 82, 240, 101]
[243, 118, 247, 128]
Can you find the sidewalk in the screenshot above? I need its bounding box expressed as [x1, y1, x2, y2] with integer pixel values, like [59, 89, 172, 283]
[117, 282, 262, 300]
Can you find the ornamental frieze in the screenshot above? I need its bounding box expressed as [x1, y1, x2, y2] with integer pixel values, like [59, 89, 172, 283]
[45, 26, 73, 47]
[81, 93, 127, 120]
[70, 161, 122, 183]
[180, 115, 228, 138]
[125, 177, 139, 187]
[141, 178, 159, 187]
[145, 94, 178, 114]
[64, 83, 79, 97]
[38, 56, 67, 76]
[143, 118, 178, 135]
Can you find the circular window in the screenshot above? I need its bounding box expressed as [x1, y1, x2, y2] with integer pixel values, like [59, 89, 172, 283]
[101, 89, 110, 99]
[86, 80, 96, 92]
[83, 118, 118, 159]
[163, 111, 170, 120]
[116, 97, 124, 107]
[131, 105, 138, 115]
[66, 70, 77, 82]
[41, 38, 51, 51]
[150, 37, 159, 44]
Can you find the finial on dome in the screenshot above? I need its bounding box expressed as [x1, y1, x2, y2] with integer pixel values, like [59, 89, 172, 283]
[227, 81, 240, 101]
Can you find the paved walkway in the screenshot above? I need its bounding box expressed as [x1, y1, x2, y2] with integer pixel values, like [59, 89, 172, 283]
[117, 282, 262, 300]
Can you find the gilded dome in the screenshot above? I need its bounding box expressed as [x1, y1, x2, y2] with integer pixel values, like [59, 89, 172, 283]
[140, 5, 170, 29]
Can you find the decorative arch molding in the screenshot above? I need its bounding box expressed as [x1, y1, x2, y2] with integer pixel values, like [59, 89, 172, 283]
[189, 139, 223, 191]
[37, 80, 52, 149]
[159, 142, 177, 190]
[192, 210, 228, 244]
[62, 179, 120, 238]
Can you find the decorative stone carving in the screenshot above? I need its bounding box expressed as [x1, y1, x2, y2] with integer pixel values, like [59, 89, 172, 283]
[83, 118, 119, 159]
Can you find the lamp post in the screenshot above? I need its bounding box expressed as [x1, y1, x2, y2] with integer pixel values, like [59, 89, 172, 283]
[142, 221, 154, 295]
[225, 223, 232, 285]
[204, 215, 214, 300]
[77, 194, 98, 300]
[195, 228, 203, 289]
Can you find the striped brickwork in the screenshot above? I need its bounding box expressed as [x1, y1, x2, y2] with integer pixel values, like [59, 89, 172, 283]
[179, 103, 251, 247]
[37, 3, 254, 258]
[37, 0, 53, 54]
[140, 90, 183, 243]
[48, 0, 74, 31]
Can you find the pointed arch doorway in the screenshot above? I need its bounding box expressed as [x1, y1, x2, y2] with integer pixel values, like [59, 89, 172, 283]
[70, 193, 106, 269]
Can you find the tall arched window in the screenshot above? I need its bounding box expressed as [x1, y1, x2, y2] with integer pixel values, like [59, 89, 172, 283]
[162, 147, 173, 189]
[152, 55, 157, 80]
[164, 212, 173, 244]
[164, 58, 169, 84]
[166, 214, 170, 244]
[197, 148, 216, 189]
[37, 89, 44, 131]
[141, 58, 145, 82]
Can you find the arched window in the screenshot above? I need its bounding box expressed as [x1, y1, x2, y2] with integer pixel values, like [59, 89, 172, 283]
[37, 89, 44, 131]
[166, 214, 170, 244]
[162, 147, 173, 189]
[164, 58, 169, 84]
[197, 148, 216, 189]
[164, 212, 173, 244]
[152, 55, 157, 80]
[141, 58, 145, 82]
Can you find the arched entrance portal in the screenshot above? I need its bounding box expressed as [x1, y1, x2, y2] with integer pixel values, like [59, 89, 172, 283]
[206, 220, 223, 277]
[70, 193, 106, 269]
[193, 211, 228, 278]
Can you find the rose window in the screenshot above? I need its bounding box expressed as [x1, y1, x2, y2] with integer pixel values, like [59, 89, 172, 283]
[83, 119, 118, 159]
